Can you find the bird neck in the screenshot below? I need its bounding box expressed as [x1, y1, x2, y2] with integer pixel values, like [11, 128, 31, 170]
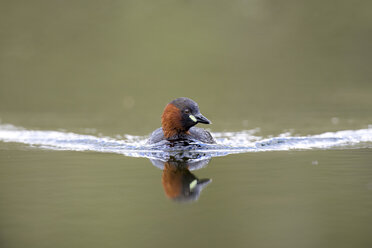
[161, 103, 187, 139]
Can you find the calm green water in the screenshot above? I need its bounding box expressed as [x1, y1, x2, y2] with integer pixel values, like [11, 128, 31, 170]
[1, 1, 372, 248]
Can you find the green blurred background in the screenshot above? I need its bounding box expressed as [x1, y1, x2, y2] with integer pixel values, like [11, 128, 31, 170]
[1, 0, 371, 135]
[1, 1, 372, 248]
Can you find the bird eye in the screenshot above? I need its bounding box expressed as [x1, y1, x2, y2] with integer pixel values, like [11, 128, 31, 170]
[184, 109, 190, 114]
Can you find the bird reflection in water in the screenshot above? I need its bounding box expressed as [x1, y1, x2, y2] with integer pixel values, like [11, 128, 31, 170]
[149, 153, 212, 203]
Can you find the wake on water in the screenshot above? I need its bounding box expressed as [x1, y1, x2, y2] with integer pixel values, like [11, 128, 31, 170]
[1, 123, 372, 162]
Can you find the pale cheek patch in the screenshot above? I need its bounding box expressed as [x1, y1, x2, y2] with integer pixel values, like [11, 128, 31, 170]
[189, 115, 197, 122]
[189, 179, 197, 191]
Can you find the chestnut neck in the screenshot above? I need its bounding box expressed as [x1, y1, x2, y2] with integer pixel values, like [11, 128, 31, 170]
[161, 103, 187, 139]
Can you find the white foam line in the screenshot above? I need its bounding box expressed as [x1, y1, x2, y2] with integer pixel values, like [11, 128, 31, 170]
[0, 124, 372, 157]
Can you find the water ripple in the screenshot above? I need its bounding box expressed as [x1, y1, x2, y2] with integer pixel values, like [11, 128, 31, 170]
[1, 124, 372, 161]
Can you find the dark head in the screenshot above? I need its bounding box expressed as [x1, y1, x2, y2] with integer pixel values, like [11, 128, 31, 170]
[161, 97, 211, 139]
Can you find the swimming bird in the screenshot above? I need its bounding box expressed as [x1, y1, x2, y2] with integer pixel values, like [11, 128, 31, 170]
[147, 97, 216, 144]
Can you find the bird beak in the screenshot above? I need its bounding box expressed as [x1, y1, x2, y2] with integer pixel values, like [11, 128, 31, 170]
[195, 113, 211, 124]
